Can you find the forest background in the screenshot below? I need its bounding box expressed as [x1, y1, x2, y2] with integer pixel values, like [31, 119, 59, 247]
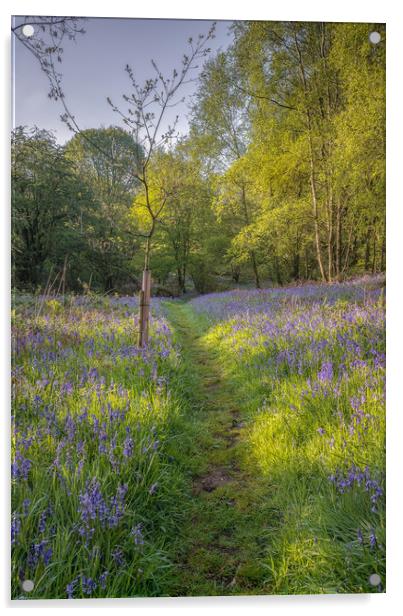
[11, 19, 386, 296]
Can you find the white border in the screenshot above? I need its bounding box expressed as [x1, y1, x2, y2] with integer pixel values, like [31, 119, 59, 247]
[2, 1, 403, 614]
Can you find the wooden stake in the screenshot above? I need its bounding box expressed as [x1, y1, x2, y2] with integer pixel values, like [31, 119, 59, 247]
[138, 269, 151, 347]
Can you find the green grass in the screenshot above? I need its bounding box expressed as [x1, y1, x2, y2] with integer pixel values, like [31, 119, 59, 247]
[12, 284, 385, 598]
[11, 295, 198, 599]
[178, 285, 385, 595]
[161, 302, 278, 596]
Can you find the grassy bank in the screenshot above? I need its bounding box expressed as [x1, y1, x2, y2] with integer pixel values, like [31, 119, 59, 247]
[188, 278, 385, 593]
[11, 294, 198, 599]
[11, 276, 386, 598]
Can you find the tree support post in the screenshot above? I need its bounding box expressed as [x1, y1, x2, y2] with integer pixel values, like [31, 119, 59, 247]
[138, 269, 151, 347]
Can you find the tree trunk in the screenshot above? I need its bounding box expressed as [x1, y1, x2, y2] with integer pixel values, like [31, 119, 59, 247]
[182, 262, 187, 294]
[274, 254, 282, 285]
[231, 264, 240, 283]
[250, 250, 261, 288]
[308, 151, 327, 282]
[381, 231, 386, 271]
[365, 229, 371, 271]
[326, 183, 334, 282]
[335, 198, 342, 280]
[177, 267, 186, 295]
[293, 27, 327, 282]
[292, 250, 300, 280]
[239, 182, 261, 289]
[105, 273, 114, 292]
[372, 230, 377, 274]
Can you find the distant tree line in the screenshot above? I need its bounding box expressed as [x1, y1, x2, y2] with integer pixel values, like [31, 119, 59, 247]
[11, 21, 385, 295]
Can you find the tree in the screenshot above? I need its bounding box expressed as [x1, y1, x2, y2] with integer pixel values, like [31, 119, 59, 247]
[12, 16, 86, 103]
[141, 143, 214, 294]
[330, 23, 386, 276]
[11, 126, 94, 289]
[65, 127, 143, 291]
[190, 50, 263, 288]
[230, 20, 385, 282]
[107, 25, 216, 344]
[11, 20, 386, 299]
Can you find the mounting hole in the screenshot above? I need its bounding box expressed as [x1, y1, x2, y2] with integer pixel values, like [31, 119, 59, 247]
[22, 24, 35, 38]
[369, 573, 381, 586]
[22, 579, 34, 592]
[369, 31, 381, 45]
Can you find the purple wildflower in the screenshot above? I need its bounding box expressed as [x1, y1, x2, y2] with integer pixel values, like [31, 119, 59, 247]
[11, 452, 32, 480]
[149, 482, 158, 496]
[27, 539, 50, 568]
[76, 440, 85, 455]
[99, 571, 108, 590]
[88, 367, 99, 380]
[81, 575, 97, 595]
[108, 483, 128, 528]
[61, 381, 74, 396]
[318, 361, 333, 383]
[369, 530, 377, 549]
[22, 498, 31, 516]
[131, 523, 144, 546]
[98, 427, 108, 454]
[111, 547, 125, 566]
[77, 458, 85, 476]
[66, 578, 79, 599]
[39, 504, 53, 533]
[329, 465, 384, 513]
[11, 515, 21, 546]
[43, 546, 53, 565]
[78, 478, 109, 535]
[123, 434, 134, 458]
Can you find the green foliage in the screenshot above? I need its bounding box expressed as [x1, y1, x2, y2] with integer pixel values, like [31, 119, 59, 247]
[225, 21, 385, 282]
[11, 127, 94, 290]
[137, 143, 220, 294]
[11, 295, 199, 598]
[12, 126, 144, 293]
[184, 280, 385, 594]
[12, 22, 385, 293]
[64, 127, 143, 291]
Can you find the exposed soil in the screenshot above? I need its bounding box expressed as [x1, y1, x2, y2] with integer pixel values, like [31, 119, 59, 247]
[193, 467, 233, 494]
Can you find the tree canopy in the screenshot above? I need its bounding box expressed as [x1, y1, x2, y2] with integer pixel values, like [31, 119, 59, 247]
[12, 21, 385, 294]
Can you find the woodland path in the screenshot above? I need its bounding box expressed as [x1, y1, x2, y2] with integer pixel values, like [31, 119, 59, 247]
[163, 302, 273, 596]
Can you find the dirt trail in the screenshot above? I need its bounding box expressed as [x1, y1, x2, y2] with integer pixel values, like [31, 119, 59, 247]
[164, 302, 270, 596]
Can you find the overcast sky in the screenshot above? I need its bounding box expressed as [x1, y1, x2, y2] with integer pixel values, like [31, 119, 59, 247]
[12, 16, 234, 144]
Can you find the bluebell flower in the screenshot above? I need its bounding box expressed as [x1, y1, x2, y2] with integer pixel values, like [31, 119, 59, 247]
[81, 575, 97, 595]
[123, 434, 134, 458]
[131, 523, 144, 546]
[111, 547, 125, 566]
[11, 515, 21, 545]
[369, 530, 377, 549]
[99, 571, 108, 590]
[38, 510, 48, 533]
[149, 482, 158, 496]
[317, 362, 333, 383]
[27, 539, 50, 568]
[66, 578, 79, 599]
[22, 498, 31, 516]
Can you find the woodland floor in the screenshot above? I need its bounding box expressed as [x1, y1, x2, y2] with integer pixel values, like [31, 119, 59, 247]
[164, 302, 276, 596]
